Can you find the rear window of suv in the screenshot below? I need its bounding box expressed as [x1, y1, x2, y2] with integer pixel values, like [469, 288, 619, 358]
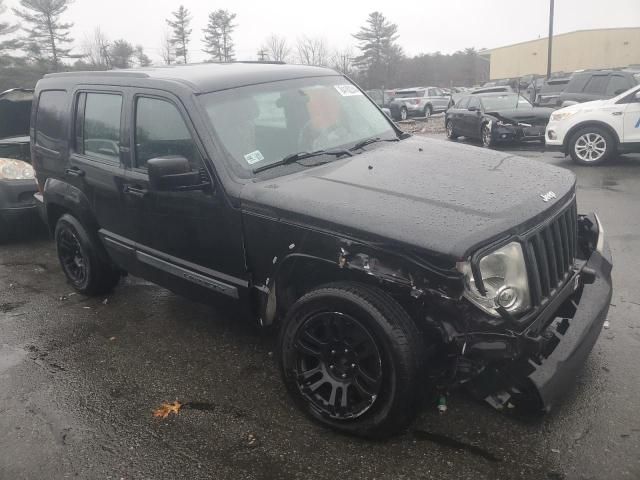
[35, 90, 67, 152]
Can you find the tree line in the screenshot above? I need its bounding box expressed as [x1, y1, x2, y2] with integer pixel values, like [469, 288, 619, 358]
[0, 1, 488, 93]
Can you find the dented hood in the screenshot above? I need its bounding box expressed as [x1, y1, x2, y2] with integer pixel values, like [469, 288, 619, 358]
[240, 137, 576, 260]
[486, 107, 554, 124]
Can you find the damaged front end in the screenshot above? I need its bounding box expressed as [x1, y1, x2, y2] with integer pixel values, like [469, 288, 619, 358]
[430, 207, 612, 412]
[487, 111, 548, 143]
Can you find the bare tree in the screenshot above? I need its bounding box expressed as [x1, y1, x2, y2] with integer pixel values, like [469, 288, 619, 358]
[82, 27, 111, 69]
[331, 46, 355, 75]
[296, 36, 328, 66]
[261, 34, 290, 63]
[160, 28, 174, 65]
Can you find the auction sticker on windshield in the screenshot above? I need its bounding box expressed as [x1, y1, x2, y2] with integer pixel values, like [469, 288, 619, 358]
[244, 150, 265, 165]
[334, 84, 362, 96]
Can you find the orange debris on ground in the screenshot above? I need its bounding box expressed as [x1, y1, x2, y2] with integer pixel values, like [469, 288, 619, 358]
[152, 400, 183, 419]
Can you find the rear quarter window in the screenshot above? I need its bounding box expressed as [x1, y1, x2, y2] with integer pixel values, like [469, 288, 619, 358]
[35, 90, 67, 152]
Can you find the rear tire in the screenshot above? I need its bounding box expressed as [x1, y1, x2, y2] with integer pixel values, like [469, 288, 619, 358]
[568, 126, 615, 166]
[279, 282, 424, 439]
[55, 214, 120, 295]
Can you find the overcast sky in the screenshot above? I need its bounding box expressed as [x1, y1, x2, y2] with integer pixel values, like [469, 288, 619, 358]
[7, 0, 640, 63]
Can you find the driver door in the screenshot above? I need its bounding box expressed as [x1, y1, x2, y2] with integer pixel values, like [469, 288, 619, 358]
[124, 91, 248, 302]
[622, 90, 640, 144]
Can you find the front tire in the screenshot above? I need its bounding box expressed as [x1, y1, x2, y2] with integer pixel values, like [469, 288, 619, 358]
[481, 123, 494, 148]
[568, 127, 615, 166]
[55, 214, 120, 295]
[445, 120, 458, 140]
[279, 282, 424, 439]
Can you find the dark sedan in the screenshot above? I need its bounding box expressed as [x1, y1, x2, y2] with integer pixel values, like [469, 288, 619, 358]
[445, 93, 553, 147]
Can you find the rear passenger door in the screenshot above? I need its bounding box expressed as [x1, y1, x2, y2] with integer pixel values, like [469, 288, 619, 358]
[125, 91, 248, 301]
[69, 89, 136, 246]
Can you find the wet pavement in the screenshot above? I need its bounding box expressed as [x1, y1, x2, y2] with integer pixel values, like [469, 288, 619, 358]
[1, 144, 639, 480]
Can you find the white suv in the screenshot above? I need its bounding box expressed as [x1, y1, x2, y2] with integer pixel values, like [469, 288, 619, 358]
[546, 85, 640, 165]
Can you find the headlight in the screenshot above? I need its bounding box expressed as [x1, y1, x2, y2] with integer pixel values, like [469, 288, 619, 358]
[457, 242, 531, 317]
[549, 111, 575, 122]
[0, 158, 35, 180]
[496, 120, 513, 127]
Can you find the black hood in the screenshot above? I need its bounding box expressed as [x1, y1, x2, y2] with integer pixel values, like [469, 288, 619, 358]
[240, 137, 576, 260]
[485, 107, 554, 125]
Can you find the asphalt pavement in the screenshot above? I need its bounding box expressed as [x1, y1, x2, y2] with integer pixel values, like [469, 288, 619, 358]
[1, 140, 639, 480]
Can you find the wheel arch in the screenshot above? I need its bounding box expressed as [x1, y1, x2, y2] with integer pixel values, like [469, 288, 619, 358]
[564, 121, 620, 152]
[43, 178, 100, 235]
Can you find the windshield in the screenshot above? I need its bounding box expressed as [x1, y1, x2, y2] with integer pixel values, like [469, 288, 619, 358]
[481, 94, 532, 111]
[199, 76, 396, 177]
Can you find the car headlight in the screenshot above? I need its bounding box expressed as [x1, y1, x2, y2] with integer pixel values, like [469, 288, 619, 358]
[549, 111, 575, 122]
[457, 242, 531, 317]
[0, 158, 35, 180]
[496, 120, 513, 127]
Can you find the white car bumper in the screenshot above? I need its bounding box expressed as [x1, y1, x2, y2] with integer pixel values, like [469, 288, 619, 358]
[545, 120, 571, 148]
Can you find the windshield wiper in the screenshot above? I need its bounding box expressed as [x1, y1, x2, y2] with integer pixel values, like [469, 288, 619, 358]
[351, 136, 400, 151]
[252, 148, 353, 174]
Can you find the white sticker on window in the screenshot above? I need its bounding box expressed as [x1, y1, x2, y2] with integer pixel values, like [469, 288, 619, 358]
[244, 150, 265, 165]
[334, 84, 362, 97]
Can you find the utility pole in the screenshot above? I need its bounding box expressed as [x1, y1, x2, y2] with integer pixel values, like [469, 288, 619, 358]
[546, 0, 555, 79]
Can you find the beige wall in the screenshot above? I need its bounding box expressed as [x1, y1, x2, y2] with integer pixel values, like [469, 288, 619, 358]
[488, 28, 640, 79]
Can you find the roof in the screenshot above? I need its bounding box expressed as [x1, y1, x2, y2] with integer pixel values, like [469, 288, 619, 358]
[44, 62, 339, 94]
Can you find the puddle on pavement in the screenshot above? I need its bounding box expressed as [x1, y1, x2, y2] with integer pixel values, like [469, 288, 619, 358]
[0, 344, 27, 373]
[411, 429, 501, 462]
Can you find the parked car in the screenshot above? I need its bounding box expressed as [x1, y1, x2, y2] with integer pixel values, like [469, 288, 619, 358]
[32, 63, 611, 438]
[556, 69, 640, 107]
[389, 87, 451, 120]
[535, 77, 571, 107]
[365, 88, 393, 117]
[546, 84, 640, 165]
[0, 88, 39, 242]
[445, 92, 553, 147]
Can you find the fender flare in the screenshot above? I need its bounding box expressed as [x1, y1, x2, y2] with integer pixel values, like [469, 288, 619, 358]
[43, 178, 100, 233]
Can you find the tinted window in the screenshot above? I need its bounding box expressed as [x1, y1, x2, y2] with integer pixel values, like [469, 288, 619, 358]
[456, 97, 470, 109]
[583, 75, 608, 95]
[396, 90, 423, 98]
[606, 75, 631, 96]
[82, 93, 122, 162]
[36, 90, 67, 151]
[135, 97, 200, 169]
[468, 97, 481, 110]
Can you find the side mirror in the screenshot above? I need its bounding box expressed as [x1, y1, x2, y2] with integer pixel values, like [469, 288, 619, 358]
[468, 106, 478, 112]
[147, 156, 207, 191]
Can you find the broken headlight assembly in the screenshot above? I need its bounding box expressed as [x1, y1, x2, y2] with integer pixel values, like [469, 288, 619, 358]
[0, 158, 35, 180]
[457, 242, 531, 317]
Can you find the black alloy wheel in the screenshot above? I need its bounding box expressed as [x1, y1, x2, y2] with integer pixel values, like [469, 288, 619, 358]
[293, 311, 383, 420]
[57, 227, 89, 288]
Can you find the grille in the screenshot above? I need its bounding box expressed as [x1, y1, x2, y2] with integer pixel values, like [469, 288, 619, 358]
[524, 200, 577, 306]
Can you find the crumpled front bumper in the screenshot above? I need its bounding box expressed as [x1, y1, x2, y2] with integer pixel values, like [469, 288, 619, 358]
[492, 123, 546, 143]
[528, 235, 612, 410]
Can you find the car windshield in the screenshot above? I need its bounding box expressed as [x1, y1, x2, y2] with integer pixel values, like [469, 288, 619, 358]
[481, 94, 532, 111]
[199, 76, 396, 177]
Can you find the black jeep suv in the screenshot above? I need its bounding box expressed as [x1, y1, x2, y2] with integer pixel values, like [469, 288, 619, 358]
[31, 63, 612, 438]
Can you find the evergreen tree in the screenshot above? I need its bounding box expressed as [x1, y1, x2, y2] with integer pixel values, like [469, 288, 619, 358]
[202, 9, 236, 62]
[13, 0, 74, 71]
[135, 45, 151, 67]
[352, 12, 403, 88]
[0, 0, 20, 66]
[109, 39, 135, 69]
[166, 5, 191, 64]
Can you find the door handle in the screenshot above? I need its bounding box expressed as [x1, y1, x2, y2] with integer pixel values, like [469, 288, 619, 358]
[123, 185, 147, 198]
[65, 167, 85, 177]
[611, 111, 623, 116]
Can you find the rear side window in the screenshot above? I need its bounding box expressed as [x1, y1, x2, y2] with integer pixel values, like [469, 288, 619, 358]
[35, 90, 67, 152]
[80, 93, 123, 162]
[456, 97, 470, 109]
[606, 76, 631, 96]
[583, 75, 608, 95]
[134, 97, 201, 169]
